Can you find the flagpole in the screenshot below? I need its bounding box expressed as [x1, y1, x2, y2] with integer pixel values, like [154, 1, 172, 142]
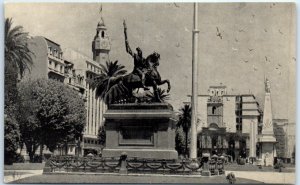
[190, 2, 199, 159]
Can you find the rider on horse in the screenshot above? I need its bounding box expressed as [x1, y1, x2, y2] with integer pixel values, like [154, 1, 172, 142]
[123, 20, 150, 90]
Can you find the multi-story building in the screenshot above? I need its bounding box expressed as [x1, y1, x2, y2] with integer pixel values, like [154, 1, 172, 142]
[273, 119, 295, 163]
[62, 15, 111, 155]
[26, 36, 65, 82]
[186, 85, 262, 161]
[24, 14, 111, 157]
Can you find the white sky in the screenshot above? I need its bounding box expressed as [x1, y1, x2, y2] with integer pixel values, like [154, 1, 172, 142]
[4, 3, 296, 122]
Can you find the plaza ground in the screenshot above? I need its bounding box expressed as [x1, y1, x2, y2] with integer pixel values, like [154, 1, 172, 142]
[4, 163, 295, 184]
[8, 173, 262, 184]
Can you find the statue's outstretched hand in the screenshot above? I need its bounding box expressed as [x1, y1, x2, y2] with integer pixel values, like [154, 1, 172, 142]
[123, 20, 127, 29]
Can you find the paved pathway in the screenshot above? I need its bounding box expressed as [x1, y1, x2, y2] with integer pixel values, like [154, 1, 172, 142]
[225, 171, 296, 184]
[4, 169, 295, 184]
[4, 170, 43, 183]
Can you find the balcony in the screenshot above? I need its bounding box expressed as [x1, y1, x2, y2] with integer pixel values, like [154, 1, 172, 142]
[48, 67, 65, 77]
[48, 53, 64, 64]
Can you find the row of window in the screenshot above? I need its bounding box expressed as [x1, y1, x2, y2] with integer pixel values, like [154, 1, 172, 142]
[48, 47, 63, 59]
[84, 139, 100, 145]
[48, 60, 64, 73]
[236, 124, 242, 131]
[86, 89, 101, 136]
[86, 63, 101, 73]
[68, 76, 84, 85]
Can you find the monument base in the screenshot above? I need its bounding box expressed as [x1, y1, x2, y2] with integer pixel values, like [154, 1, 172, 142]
[103, 148, 178, 159]
[103, 103, 178, 160]
[258, 135, 276, 167]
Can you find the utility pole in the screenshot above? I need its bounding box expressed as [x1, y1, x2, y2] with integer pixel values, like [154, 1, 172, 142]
[190, 2, 199, 159]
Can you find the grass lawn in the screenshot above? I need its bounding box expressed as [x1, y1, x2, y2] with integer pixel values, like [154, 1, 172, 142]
[11, 174, 262, 184]
[4, 163, 45, 170]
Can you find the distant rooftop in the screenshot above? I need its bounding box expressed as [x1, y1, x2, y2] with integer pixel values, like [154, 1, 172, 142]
[44, 37, 62, 53]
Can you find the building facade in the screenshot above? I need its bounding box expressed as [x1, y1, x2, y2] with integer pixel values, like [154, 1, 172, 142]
[187, 85, 262, 161]
[24, 14, 111, 157]
[273, 119, 295, 163]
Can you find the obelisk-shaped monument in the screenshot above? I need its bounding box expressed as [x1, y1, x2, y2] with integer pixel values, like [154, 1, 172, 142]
[258, 78, 277, 166]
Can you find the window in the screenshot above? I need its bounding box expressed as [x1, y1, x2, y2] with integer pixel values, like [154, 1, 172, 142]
[60, 66, 63, 72]
[101, 31, 105, 38]
[69, 78, 71, 84]
[212, 106, 216, 114]
[53, 49, 57, 57]
[48, 47, 52, 55]
[55, 63, 58, 70]
[236, 124, 242, 131]
[49, 60, 52, 65]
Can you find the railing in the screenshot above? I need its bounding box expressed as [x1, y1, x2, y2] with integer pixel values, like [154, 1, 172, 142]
[44, 155, 225, 175]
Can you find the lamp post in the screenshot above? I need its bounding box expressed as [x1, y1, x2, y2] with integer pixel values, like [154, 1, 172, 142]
[190, 2, 199, 159]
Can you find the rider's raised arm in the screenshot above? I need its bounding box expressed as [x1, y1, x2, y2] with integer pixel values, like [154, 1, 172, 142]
[123, 20, 133, 56]
[125, 40, 133, 56]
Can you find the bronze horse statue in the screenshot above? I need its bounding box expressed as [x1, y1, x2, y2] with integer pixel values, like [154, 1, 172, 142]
[104, 52, 170, 104]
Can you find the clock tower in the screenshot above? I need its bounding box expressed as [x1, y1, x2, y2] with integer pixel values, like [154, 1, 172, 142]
[92, 16, 111, 64]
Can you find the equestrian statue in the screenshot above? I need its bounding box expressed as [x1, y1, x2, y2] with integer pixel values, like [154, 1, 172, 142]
[103, 20, 171, 104]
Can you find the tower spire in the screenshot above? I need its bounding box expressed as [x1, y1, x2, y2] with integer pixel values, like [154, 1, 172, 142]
[92, 4, 111, 64]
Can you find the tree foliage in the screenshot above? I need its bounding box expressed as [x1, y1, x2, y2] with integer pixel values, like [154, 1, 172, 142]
[4, 106, 20, 165]
[5, 18, 33, 78]
[5, 18, 33, 107]
[177, 104, 192, 157]
[146, 88, 170, 102]
[4, 18, 33, 164]
[91, 60, 127, 104]
[17, 78, 86, 161]
[98, 126, 106, 147]
[175, 127, 185, 156]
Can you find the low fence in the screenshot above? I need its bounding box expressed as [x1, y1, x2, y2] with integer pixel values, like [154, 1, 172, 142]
[44, 154, 225, 175]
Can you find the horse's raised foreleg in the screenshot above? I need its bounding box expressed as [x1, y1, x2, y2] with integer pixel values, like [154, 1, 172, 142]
[156, 79, 171, 93]
[152, 81, 162, 102]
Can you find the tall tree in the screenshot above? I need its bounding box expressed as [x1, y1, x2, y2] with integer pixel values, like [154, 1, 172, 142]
[4, 106, 20, 165]
[5, 18, 33, 106]
[177, 104, 192, 157]
[17, 79, 86, 161]
[175, 127, 185, 156]
[4, 18, 33, 164]
[91, 60, 127, 104]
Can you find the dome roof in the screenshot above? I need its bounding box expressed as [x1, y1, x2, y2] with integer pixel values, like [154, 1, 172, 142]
[97, 17, 105, 27]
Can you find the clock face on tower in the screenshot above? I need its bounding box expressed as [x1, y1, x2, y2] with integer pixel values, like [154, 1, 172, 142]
[95, 39, 101, 50]
[100, 40, 110, 50]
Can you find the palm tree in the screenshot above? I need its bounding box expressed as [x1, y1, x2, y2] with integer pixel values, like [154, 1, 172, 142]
[177, 104, 191, 157]
[5, 18, 33, 106]
[91, 60, 127, 104]
[5, 18, 33, 78]
[146, 88, 170, 102]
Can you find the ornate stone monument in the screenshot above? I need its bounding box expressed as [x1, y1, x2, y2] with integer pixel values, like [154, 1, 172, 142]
[258, 78, 277, 166]
[101, 20, 177, 159]
[102, 103, 178, 159]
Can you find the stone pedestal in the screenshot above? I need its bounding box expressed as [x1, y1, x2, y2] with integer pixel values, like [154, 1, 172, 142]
[102, 103, 178, 159]
[258, 136, 276, 166]
[201, 153, 211, 176]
